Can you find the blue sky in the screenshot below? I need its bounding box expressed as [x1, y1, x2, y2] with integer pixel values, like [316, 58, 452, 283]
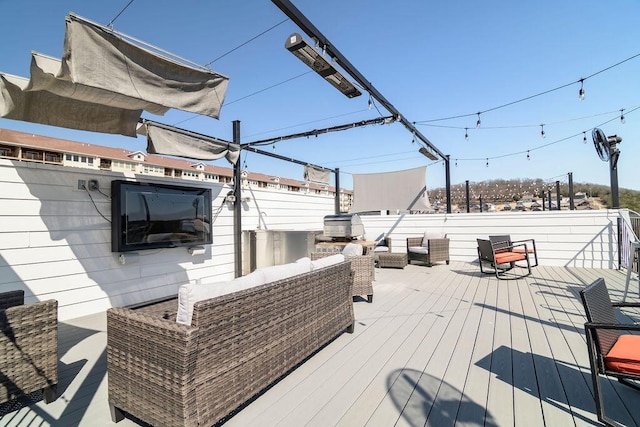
[1, 0, 639, 193]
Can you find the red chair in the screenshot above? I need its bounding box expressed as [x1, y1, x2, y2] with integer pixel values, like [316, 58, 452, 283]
[580, 278, 640, 426]
[489, 234, 538, 267]
[477, 238, 531, 279]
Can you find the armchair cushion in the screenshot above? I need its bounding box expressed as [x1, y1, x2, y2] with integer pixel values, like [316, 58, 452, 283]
[605, 334, 640, 375]
[408, 246, 429, 254]
[422, 232, 446, 246]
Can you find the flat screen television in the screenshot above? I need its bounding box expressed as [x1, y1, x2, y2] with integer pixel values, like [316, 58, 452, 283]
[111, 180, 213, 252]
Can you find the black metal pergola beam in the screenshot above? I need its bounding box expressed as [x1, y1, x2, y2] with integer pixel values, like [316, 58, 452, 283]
[271, 0, 451, 213]
[243, 115, 395, 148]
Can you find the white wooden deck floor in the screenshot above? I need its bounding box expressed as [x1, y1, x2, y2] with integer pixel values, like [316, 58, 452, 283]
[2, 261, 640, 426]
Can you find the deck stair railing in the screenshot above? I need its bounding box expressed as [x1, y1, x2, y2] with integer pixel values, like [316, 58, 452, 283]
[620, 210, 640, 301]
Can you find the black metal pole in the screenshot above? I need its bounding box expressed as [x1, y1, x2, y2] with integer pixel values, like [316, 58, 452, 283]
[334, 167, 340, 214]
[548, 190, 552, 210]
[465, 180, 470, 213]
[479, 195, 483, 213]
[233, 120, 242, 278]
[445, 155, 451, 213]
[568, 172, 575, 210]
[610, 150, 620, 209]
[556, 181, 561, 211]
[542, 192, 546, 211]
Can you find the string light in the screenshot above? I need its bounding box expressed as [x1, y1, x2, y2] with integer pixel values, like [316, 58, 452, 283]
[485, 158, 489, 167]
[527, 150, 530, 160]
[411, 133, 415, 144]
[540, 124, 545, 138]
[368, 97, 373, 110]
[583, 131, 587, 143]
[620, 108, 626, 124]
[476, 112, 481, 128]
[455, 159, 458, 167]
[579, 78, 585, 100]
[464, 128, 469, 141]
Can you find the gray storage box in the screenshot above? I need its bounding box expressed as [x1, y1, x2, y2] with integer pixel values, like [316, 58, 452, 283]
[323, 214, 364, 238]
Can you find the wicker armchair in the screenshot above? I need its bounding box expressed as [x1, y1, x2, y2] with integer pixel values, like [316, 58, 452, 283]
[311, 252, 374, 302]
[406, 234, 450, 266]
[0, 290, 58, 404]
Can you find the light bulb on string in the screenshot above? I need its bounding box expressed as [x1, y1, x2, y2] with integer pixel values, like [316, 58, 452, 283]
[455, 159, 458, 167]
[620, 108, 626, 124]
[540, 124, 545, 138]
[527, 150, 530, 160]
[411, 133, 415, 144]
[272, 143, 276, 151]
[476, 112, 481, 128]
[579, 78, 585, 100]
[368, 97, 373, 110]
[485, 158, 489, 167]
[583, 132, 587, 144]
[464, 128, 469, 141]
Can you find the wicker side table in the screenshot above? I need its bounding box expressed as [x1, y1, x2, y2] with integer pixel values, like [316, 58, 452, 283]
[377, 253, 408, 269]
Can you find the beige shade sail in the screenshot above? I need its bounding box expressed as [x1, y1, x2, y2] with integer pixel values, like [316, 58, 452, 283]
[349, 166, 431, 213]
[1, 72, 141, 136]
[140, 121, 240, 165]
[61, 13, 229, 119]
[26, 52, 169, 115]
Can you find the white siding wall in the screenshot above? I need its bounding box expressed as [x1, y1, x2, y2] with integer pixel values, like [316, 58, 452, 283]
[0, 159, 624, 321]
[360, 209, 622, 269]
[0, 160, 334, 321]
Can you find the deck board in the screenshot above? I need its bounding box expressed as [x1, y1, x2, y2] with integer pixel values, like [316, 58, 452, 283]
[2, 261, 640, 427]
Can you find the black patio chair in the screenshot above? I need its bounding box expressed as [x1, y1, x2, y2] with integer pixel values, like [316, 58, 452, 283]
[477, 238, 531, 279]
[489, 234, 538, 267]
[579, 278, 640, 427]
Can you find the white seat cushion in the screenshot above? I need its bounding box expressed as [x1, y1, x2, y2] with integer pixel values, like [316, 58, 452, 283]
[408, 246, 429, 254]
[373, 246, 390, 253]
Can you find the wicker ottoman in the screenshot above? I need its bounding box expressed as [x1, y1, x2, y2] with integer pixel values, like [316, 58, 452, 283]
[377, 253, 408, 269]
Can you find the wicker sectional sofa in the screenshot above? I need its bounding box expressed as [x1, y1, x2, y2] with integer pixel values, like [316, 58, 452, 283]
[107, 257, 354, 427]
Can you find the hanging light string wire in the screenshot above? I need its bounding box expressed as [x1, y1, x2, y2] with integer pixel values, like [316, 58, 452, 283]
[414, 52, 640, 124]
[454, 105, 639, 162]
[107, 0, 135, 28]
[416, 108, 635, 131]
[205, 18, 289, 66]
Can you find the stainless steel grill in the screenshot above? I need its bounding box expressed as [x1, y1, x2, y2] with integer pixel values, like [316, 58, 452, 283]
[323, 214, 364, 239]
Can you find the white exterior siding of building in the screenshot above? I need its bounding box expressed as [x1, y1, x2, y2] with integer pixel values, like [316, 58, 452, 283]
[0, 159, 334, 321]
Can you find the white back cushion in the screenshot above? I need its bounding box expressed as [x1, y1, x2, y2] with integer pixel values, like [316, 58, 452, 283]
[342, 243, 363, 257]
[176, 270, 266, 326]
[294, 256, 313, 272]
[422, 232, 446, 246]
[311, 253, 345, 270]
[256, 260, 310, 284]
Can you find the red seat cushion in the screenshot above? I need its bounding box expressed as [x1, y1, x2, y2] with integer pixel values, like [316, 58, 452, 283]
[605, 334, 640, 375]
[512, 247, 534, 254]
[494, 252, 526, 264]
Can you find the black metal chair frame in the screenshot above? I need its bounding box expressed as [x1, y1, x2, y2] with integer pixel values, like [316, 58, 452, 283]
[489, 234, 538, 267]
[477, 238, 531, 279]
[579, 278, 640, 427]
